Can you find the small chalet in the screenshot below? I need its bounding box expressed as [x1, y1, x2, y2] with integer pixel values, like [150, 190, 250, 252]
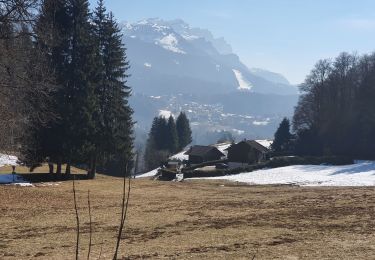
[226, 140, 270, 164]
[184, 145, 225, 164]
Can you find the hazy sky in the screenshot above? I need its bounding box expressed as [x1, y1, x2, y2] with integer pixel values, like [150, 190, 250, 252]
[89, 0, 375, 84]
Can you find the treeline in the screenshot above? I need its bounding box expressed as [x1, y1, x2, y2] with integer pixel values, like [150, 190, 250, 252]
[289, 52, 375, 158]
[144, 112, 192, 170]
[0, 0, 133, 178]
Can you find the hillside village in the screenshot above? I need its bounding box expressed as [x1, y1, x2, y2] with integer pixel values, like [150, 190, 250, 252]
[140, 139, 273, 180]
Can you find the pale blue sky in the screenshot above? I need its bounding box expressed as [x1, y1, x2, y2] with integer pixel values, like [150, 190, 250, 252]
[89, 0, 375, 84]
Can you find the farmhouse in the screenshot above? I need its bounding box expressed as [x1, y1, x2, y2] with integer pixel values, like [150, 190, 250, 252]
[184, 145, 225, 164]
[226, 140, 270, 164]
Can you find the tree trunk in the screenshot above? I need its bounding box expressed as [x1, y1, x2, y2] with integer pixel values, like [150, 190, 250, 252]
[56, 159, 62, 175]
[48, 163, 54, 174]
[65, 162, 71, 175]
[87, 155, 96, 179]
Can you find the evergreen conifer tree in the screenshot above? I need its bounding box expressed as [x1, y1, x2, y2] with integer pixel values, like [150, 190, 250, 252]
[144, 117, 168, 170]
[91, 2, 133, 177]
[272, 118, 292, 154]
[34, 0, 71, 173]
[63, 0, 99, 176]
[167, 116, 178, 153]
[176, 112, 192, 150]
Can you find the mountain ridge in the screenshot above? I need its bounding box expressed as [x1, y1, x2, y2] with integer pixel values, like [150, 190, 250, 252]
[121, 18, 298, 95]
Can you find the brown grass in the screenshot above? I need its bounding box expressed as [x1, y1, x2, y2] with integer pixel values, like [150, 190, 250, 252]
[1, 172, 375, 259]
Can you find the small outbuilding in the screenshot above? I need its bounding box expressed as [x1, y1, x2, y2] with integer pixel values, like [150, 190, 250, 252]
[184, 145, 225, 164]
[226, 140, 270, 164]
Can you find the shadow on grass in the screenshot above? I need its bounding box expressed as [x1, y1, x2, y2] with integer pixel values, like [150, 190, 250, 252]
[18, 173, 89, 183]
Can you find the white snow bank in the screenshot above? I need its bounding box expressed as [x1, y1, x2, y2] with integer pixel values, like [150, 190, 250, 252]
[0, 174, 33, 187]
[0, 154, 18, 167]
[232, 69, 252, 90]
[198, 161, 375, 186]
[136, 168, 160, 178]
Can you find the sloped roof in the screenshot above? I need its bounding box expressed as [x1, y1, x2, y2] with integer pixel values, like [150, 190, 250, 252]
[226, 140, 270, 153]
[255, 139, 273, 149]
[246, 140, 269, 152]
[184, 145, 225, 157]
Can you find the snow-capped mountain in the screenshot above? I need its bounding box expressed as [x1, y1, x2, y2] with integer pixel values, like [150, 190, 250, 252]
[123, 18, 299, 148]
[121, 18, 298, 95]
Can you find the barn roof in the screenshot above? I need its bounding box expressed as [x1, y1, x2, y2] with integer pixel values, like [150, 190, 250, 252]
[184, 145, 225, 157]
[226, 140, 270, 153]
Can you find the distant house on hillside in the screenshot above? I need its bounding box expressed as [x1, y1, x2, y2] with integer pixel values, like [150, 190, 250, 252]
[184, 145, 225, 164]
[226, 140, 271, 164]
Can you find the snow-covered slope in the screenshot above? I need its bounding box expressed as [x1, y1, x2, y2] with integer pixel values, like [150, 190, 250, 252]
[136, 168, 160, 178]
[199, 161, 375, 186]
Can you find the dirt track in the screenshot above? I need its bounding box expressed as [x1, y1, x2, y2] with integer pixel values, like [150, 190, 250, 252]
[1, 174, 375, 259]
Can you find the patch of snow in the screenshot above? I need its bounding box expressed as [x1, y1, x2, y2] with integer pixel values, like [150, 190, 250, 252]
[198, 161, 375, 187]
[0, 174, 33, 187]
[158, 110, 173, 119]
[136, 168, 160, 178]
[170, 150, 188, 161]
[150, 95, 161, 99]
[144, 62, 152, 68]
[213, 142, 232, 156]
[151, 23, 168, 32]
[255, 140, 273, 149]
[137, 19, 149, 25]
[0, 154, 18, 167]
[174, 173, 184, 182]
[232, 69, 252, 90]
[182, 34, 200, 41]
[158, 34, 186, 54]
[130, 35, 136, 38]
[253, 120, 270, 126]
[232, 129, 245, 135]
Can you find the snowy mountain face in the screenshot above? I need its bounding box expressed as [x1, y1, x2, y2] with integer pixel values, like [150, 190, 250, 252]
[121, 18, 298, 95]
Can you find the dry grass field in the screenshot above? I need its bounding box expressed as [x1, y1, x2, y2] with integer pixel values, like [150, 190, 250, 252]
[1, 171, 375, 259]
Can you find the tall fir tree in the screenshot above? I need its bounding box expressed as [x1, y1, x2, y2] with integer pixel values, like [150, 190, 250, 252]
[144, 117, 169, 170]
[35, 0, 99, 175]
[167, 116, 179, 153]
[91, 3, 133, 177]
[34, 0, 71, 173]
[61, 0, 99, 176]
[272, 118, 292, 154]
[176, 112, 192, 151]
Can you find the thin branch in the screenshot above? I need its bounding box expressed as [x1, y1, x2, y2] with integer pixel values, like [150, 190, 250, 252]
[73, 177, 80, 260]
[87, 190, 92, 260]
[113, 163, 131, 260]
[251, 248, 258, 260]
[97, 238, 104, 260]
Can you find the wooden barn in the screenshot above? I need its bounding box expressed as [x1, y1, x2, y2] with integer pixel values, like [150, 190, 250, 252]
[184, 145, 225, 164]
[226, 140, 270, 164]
